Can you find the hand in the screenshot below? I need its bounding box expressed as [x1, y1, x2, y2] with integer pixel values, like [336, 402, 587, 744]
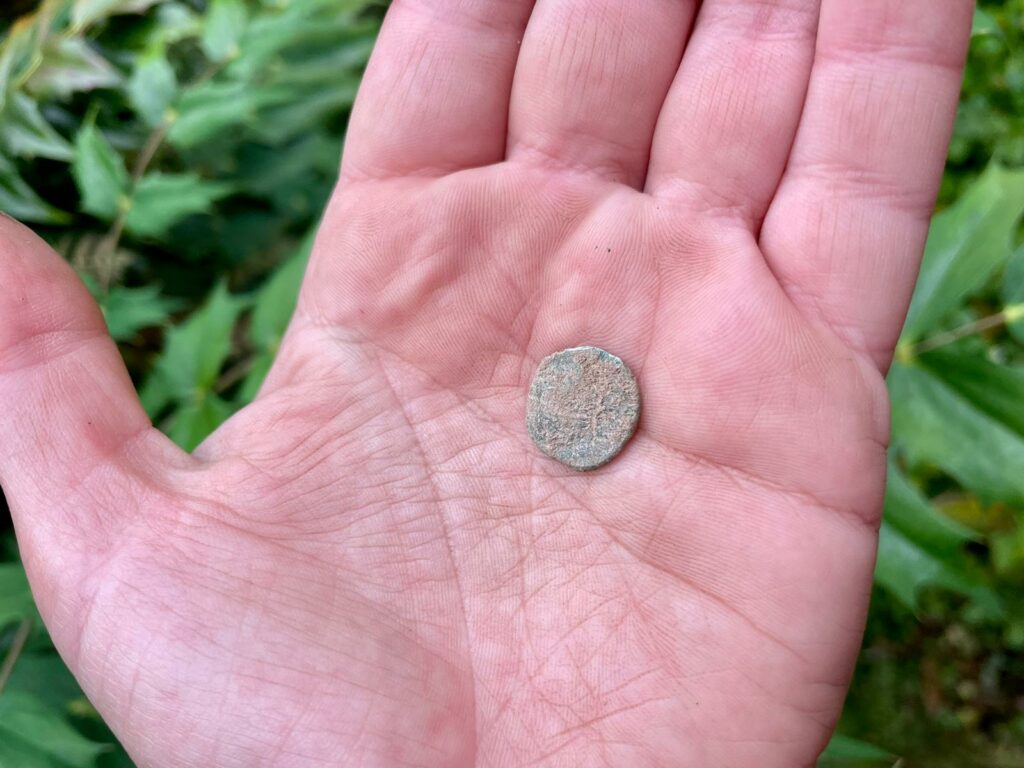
[0, 1, 973, 766]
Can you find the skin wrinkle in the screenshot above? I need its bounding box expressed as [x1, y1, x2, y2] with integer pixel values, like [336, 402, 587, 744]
[544, 471, 813, 667]
[396, 0, 533, 37]
[359, 328, 875, 529]
[375, 349, 480, 765]
[103, 528, 460, 765]
[144, 488, 468, 692]
[816, 35, 972, 75]
[0, 350, 160, 503]
[280, 296, 880, 745]
[506, 140, 642, 187]
[655, 429, 884, 529]
[358, 338, 871, 544]
[699, 0, 820, 41]
[758, 1, 972, 371]
[508, 0, 692, 189]
[342, 0, 534, 182]
[0, 327, 108, 374]
[648, 2, 820, 183]
[784, 161, 939, 220]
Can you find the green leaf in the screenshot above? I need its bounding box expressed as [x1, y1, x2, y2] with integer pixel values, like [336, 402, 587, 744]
[202, 0, 248, 63]
[0, 738, 53, 768]
[236, 350, 273, 405]
[0, 691, 106, 768]
[5, 652, 85, 713]
[992, 524, 1024, 580]
[889, 362, 1024, 506]
[0, 91, 73, 161]
[249, 235, 313, 349]
[99, 284, 182, 341]
[0, 562, 34, 629]
[0, 17, 36, 108]
[1004, 244, 1024, 303]
[883, 462, 976, 556]
[231, 133, 340, 203]
[167, 393, 235, 451]
[148, 282, 246, 401]
[902, 165, 1024, 341]
[139, 374, 173, 420]
[72, 0, 162, 30]
[235, 236, 313, 404]
[125, 173, 232, 238]
[1003, 245, 1024, 343]
[921, 348, 1024, 438]
[71, 123, 128, 221]
[818, 732, 894, 765]
[252, 80, 359, 144]
[227, 1, 368, 80]
[0, 154, 70, 224]
[127, 48, 177, 127]
[151, 3, 203, 45]
[875, 521, 1002, 617]
[972, 8, 1000, 37]
[167, 81, 291, 148]
[25, 37, 121, 98]
[266, 26, 376, 89]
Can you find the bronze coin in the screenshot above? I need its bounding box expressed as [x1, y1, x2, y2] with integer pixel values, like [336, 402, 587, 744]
[526, 346, 640, 471]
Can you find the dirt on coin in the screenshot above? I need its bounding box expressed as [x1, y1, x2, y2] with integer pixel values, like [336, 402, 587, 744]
[526, 346, 640, 471]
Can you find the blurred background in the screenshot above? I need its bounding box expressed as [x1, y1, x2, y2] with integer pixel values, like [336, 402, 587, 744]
[0, 1, 1022, 766]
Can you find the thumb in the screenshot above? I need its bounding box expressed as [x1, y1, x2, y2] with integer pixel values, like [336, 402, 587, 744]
[0, 215, 183, 635]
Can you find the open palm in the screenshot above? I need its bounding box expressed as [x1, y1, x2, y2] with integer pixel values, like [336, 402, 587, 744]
[1, 1, 973, 766]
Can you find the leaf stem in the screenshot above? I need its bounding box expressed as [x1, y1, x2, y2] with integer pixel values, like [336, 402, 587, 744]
[0, 617, 33, 694]
[95, 58, 222, 293]
[911, 311, 1012, 355]
[131, 123, 169, 183]
[95, 121, 170, 292]
[215, 355, 255, 394]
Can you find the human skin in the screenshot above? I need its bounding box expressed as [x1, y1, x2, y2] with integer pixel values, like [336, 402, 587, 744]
[0, 1, 974, 766]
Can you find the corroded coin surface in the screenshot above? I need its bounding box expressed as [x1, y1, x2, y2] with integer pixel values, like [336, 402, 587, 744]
[526, 346, 640, 471]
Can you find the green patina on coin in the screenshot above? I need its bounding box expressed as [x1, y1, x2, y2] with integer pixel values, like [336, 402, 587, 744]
[526, 346, 640, 471]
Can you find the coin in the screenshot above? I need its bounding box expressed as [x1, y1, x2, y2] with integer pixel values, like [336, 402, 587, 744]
[526, 346, 640, 471]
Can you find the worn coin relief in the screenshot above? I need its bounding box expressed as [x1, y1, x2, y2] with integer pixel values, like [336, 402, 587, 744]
[526, 346, 641, 471]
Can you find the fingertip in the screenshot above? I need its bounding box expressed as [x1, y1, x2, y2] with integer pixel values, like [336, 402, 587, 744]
[0, 215, 107, 368]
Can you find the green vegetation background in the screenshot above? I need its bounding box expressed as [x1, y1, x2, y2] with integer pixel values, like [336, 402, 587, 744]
[0, 1, 1022, 766]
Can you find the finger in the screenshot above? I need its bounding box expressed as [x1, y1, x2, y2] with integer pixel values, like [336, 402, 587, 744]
[759, 0, 973, 368]
[342, 0, 535, 180]
[0, 217, 181, 558]
[646, 0, 822, 225]
[507, 0, 697, 188]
